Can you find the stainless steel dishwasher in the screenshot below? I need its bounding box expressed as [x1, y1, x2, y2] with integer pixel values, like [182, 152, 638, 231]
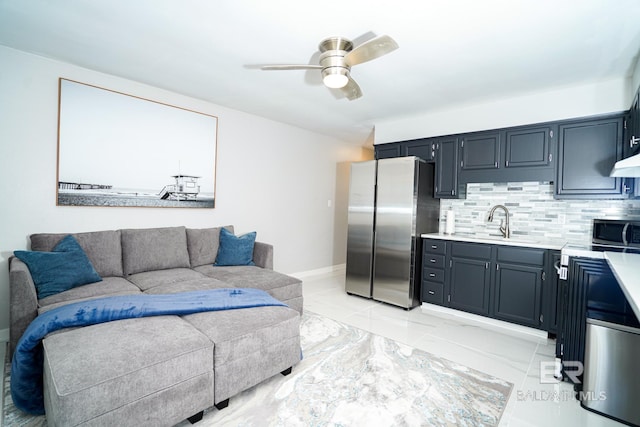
[582, 318, 640, 426]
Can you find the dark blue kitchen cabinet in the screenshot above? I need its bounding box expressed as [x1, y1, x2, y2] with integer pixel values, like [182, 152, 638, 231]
[404, 138, 435, 162]
[460, 131, 501, 171]
[375, 143, 401, 159]
[556, 257, 639, 384]
[375, 138, 435, 162]
[448, 242, 492, 316]
[422, 238, 553, 331]
[625, 91, 640, 159]
[503, 125, 555, 183]
[421, 239, 447, 305]
[459, 124, 556, 184]
[542, 251, 562, 334]
[492, 246, 545, 328]
[434, 137, 463, 198]
[555, 114, 631, 199]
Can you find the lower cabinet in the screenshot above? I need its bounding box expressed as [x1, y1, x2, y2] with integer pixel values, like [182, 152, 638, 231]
[422, 238, 550, 331]
[493, 263, 542, 327]
[449, 242, 492, 316]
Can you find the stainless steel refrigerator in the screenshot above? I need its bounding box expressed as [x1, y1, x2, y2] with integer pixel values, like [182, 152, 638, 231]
[345, 156, 440, 309]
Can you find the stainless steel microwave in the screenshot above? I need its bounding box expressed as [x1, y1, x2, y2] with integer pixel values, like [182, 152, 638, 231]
[592, 219, 640, 247]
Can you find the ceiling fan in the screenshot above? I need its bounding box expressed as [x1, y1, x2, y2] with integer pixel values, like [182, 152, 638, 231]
[260, 34, 398, 100]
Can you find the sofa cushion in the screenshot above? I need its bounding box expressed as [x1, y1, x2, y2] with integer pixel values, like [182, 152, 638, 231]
[38, 277, 142, 312]
[214, 228, 256, 266]
[30, 230, 123, 277]
[126, 268, 206, 291]
[15, 235, 102, 299]
[186, 225, 234, 267]
[43, 316, 213, 427]
[194, 265, 302, 303]
[142, 277, 231, 295]
[121, 227, 190, 275]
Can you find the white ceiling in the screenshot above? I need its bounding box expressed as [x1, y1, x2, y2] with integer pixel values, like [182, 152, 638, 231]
[1, 0, 640, 144]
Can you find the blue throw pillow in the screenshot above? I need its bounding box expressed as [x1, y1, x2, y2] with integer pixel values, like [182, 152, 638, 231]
[214, 228, 256, 266]
[14, 235, 102, 299]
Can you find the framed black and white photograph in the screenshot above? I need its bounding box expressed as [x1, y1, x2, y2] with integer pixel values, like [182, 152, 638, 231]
[57, 79, 218, 208]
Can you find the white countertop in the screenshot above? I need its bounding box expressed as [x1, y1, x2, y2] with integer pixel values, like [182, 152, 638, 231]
[604, 252, 640, 320]
[421, 233, 565, 250]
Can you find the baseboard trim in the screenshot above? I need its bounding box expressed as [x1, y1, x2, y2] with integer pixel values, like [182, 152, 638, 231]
[420, 303, 548, 341]
[289, 263, 346, 279]
[0, 328, 8, 343]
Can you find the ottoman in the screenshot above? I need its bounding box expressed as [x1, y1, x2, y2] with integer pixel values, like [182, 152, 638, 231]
[42, 316, 214, 427]
[183, 305, 301, 408]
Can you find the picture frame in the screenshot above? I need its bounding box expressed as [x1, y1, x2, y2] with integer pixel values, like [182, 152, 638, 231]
[56, 78, 218, 208]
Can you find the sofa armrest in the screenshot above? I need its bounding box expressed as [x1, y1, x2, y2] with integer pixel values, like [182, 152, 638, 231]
[253, 241, 273, 270]
[9, 256, 39, 359]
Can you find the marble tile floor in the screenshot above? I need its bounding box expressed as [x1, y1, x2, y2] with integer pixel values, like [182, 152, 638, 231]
[302, 269, 624, 427]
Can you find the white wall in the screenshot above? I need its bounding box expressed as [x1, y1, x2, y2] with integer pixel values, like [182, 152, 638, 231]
[374, 78, 631, 144]
[0, 46, 366, 334]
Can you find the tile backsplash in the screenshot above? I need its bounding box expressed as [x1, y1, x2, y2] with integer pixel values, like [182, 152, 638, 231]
[439, 182, 640, 245]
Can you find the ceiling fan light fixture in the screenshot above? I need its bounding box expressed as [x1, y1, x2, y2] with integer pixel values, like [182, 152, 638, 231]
[322, 67, 349, 89]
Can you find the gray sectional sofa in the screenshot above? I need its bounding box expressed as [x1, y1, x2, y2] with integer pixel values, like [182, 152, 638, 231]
[9, 225, 303, 426]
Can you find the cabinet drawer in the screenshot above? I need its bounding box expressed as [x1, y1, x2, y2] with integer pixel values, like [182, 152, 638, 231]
[450, 241, 492, 259]
[422, 281, 445, 305]
[423, 267, 445, 283]
[496, 246, 545, 266]
[423, 239, 446, 254]
[424, 254, 445, 269]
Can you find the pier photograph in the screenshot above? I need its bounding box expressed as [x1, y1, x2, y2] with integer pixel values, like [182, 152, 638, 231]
[57, 79, 217, 208]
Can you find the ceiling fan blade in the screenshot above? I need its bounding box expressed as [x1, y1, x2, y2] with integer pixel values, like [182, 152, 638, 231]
[339, 77, 362, 101]
[344, 35, 399, 67]
[261, 64, 322, 70]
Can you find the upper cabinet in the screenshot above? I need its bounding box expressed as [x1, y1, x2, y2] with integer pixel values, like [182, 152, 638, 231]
[459, 125, 555, 184]
[374, 107, 635, 200]
[403, 138, 435, 162]
[626, 91, 640, 159]
[460, 131, 501, 171]
[375, 144, 402, 159]
[434, 136, 463, 198]
[555, 114, 632, 199]
[376, 138, 434, 162]
[505, 125, 553, 169]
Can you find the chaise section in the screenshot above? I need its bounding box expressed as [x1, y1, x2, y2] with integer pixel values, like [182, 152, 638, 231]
[183, 306, 301, 406]
[43, 316, 214, 427]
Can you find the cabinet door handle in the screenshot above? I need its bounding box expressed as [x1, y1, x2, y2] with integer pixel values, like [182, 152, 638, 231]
[428, 290, 435, 295]
[429, 273, 436, 277]
[485, 262, 489, 269]
[431, 245, 438, 249]
[430, 259, 437, 263]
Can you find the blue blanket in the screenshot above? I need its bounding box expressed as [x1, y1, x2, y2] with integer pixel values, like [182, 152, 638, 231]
[11, 288, 287, 415]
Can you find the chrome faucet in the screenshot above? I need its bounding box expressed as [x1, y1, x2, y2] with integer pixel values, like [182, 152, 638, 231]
[488, 204, 510, 238]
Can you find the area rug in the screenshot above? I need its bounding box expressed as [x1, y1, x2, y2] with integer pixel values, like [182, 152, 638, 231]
[3, 312, 512, 426]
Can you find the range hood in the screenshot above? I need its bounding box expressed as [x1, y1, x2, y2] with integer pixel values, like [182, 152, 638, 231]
[610, 153, 640, 177]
